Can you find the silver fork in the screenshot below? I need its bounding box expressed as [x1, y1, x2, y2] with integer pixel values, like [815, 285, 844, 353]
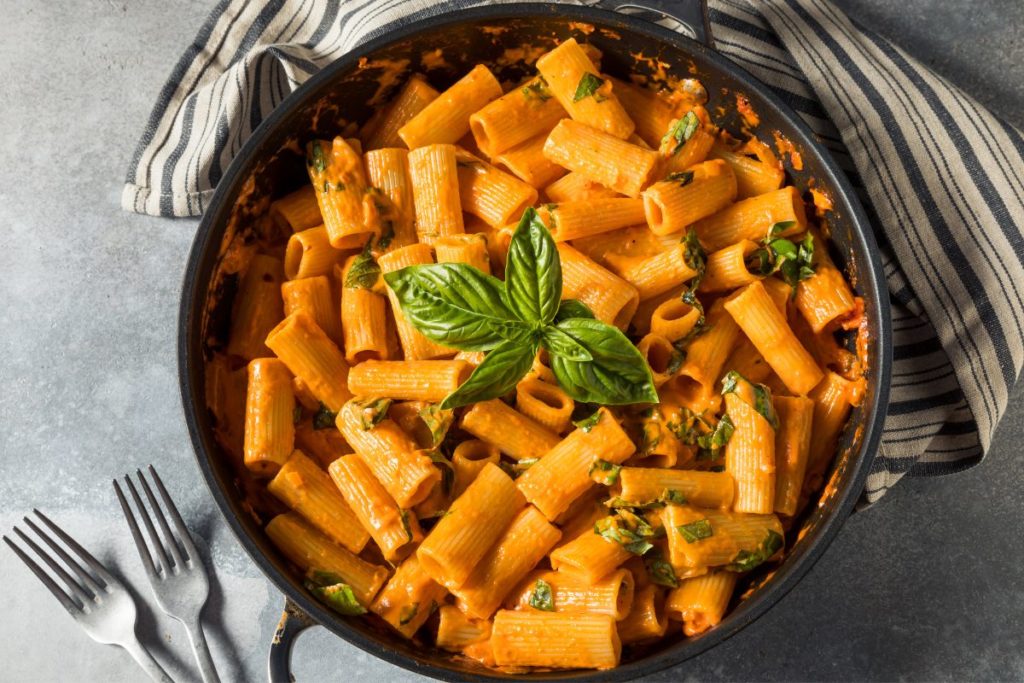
[3, 510, 173, 682]
[115, 466, 221, 683]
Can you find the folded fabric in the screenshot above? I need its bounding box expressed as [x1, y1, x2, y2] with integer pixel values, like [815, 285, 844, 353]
[123, 0, 1024, 504]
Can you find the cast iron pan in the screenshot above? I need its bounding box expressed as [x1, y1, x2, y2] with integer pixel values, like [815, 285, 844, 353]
[178, 1, 892, 680]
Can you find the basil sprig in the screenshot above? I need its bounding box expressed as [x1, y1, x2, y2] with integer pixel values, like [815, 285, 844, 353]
[385, 208, 658, 409]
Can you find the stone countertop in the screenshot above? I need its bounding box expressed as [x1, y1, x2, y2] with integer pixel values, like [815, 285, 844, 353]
[1, 1, 1022, 681]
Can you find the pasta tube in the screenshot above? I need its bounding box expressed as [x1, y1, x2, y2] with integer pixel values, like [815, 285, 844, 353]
[543, 119, 657, 198]
[284, 226, 343, 281]
[227, 254, 285, 360]
[773, 395, 814, 516]
[265, 313, 351, 413]
[558, 243, 639, 329]
[306, 137, 378, 249]
[491, 610, 621, 670]
[515, 378, 574, 433]
[363, 147, 416, 247]
[617, 584, 668, 643]
[507, 568, 635, 621]
[460, 399, 561, 461]
[666, 570, 738, 636]
[364, 75, 439, 150]
[618, 467, 734, 509]
[642, 159, 737, 235]
[270, 185, 321, 233]
[408, 144, 464, 244]
[693, 186, 807, 252]
[539, 198, 646, 242]
[347, 360, 470, 402]
[469, 75, 566, 156]
[281, 275, 342, 346]
[455, 149, 538, 228]
[378, 245, 454, 360]
[243, 358, 295, 476]
[267, 450, 369, 552]
[398, 64, 502, 148]
[370, 554, 447, 638]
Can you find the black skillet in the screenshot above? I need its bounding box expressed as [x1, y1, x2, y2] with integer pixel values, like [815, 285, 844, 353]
[178, 1, 892, 680]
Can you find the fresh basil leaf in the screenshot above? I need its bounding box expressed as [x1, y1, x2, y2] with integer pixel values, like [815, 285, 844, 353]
[595, 511, 657, 556]
[550, 318, 658, 405]
[377, 219, 395, 250]
[696, 414, 734, 459]
[418, 404, 454, 447]
[304, 571, 366, 616]
[665, 170, 695, 186]
[745, 245, 776, 276]
[398, 602, 419, 626]
[384, 263, 531, 351]
[644, 551, 679, 588]
[554, 299, 595, 322]
[772, 233, 816, 288]
[766, 220, 796, 241]
[663, 111, 700, 154]
[522, 77, 553, 102]
[727, 529, 784, 572]
[312, 403, 337, 430]
[540, 325, 593, 362]
[662, 489, 687, 505]
[499, 458, 539, 480]
[504, 208, 562, 324]
[588, 459, 621, 486]
[682, 229, 707, 289]
[440, 338, 538, 409]
[573, 409, 603, 433]
[722, 371, 778, 429]
[677, 519, 714, 543]
[572, 72, 605, 102]
[528, 579, 555, 611]
[354, 397, 392, 430]
[345, 240, 381, 290]
[307, 141, 327, 173]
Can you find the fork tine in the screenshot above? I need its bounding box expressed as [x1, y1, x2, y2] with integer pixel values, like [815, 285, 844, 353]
[136, 468, 186, 570]
[122, 476, 171, 574]
[4, 535, 81, 614]
[113, 479, 160, 578]
[23, 516, 105, 595]
[12, 526, 94, 606]
[147, 465, 198, 560]
[32, 510, 116, 586]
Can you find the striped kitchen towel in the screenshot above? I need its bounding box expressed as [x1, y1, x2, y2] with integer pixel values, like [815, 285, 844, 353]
[123, 0, 1024, 504]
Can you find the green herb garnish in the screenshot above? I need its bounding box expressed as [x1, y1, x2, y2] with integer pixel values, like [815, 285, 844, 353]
[572, 72, 606, 102]
[595, 511, 657, 556]
[528, 579, 555, 611]
[662, 489, 687, 504]
[398, 603, 419, 626]
[308, 141, 327, 173]
[399, 508, 413, 542]
[644, 550, 679, 588]
[345, 239, 382, 290]
[665, 170, 695, 186]
[418, 403, 454, 447]
[589, 459, 621, 486]
[727, 529, 784, 572]
[676, 519, 714, 543]
[384, 208, 657, 409]
[304, 571, 366, 616]
[721, 371, 778, 429]
[522, 77, 553, 102]
[664, 111, 700, 154]
[312, 403, 337, 430]
[696, 414, 734, 459]
[355, 397, 392, 430]
[574, 409, 603, 433]
[682, 229, 707, 290]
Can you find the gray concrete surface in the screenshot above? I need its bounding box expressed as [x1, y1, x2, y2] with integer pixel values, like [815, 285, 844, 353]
[1, 0, 1022, 681]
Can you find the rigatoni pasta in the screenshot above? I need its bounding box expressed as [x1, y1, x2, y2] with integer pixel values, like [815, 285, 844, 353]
[218, 47, 869, 673]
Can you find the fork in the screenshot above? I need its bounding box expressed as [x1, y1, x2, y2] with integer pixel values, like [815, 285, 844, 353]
[3, 510, 173, 682]
[115, 466, 221, 683]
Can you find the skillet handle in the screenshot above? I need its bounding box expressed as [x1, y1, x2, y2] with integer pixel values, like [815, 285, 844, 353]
[267, 598, 316, 683]
[599, 0, 714, 47]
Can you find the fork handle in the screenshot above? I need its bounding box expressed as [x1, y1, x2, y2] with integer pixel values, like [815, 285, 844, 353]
[122, 636, 174, 683]
[184, 617, 221, 683]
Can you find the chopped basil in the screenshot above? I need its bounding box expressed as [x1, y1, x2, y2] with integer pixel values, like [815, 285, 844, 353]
[676, 518, 714, 543]
[304, 570, 366, 616]
[499, 458, 539, 480]
[644, 550, 679, 588]
[398, 603, 419, 626]
[356, 397, 392, 430]
[589, 459, 621, 486]
[721, 371, 779, 429]
[605, 496, 665, 511]
[745, 245, 776, 276]
[312, 403, 337, 430]
[665, 170, 695, 186]
[528, 579, 555, 611]
[399, 508, 413, 542]
[574, 409, 603, 433]
[636, 419, 663, 457]
[345, 240, 381, 290]
[662, 489, 687, 504]
[308, 141, 327, 173]
[292, 406, 302, 424]
[682, 229, 707, 290]
[772, 233, 816, 288]
[727, 529, 784, 572]
[522, 77, 553, 102]
[663, 111, 700, 154]
[572, 72, 606, 102]
[418, 403, 454, 447]
[594, 511, 657, 555]
[322, 180, 330, 194]
[696, 414, 734, 459]
[377, 220, 395, 250]
[767, 220, 796, 240]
